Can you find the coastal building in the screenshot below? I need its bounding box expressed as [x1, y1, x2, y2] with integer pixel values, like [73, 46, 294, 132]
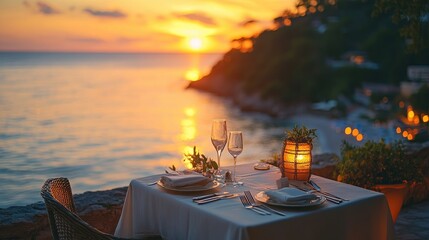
[354, 82, 399, 107]
[401, 65, 429, 97]
[327, 51, 379, 70]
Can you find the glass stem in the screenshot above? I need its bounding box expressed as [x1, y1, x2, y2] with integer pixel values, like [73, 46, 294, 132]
[217, 149, 222, 170]
[233, 156, 237, 183]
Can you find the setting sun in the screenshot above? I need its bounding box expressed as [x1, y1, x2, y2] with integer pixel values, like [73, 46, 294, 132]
[189, 37, 203, 51]
[0, 1, 296, 53]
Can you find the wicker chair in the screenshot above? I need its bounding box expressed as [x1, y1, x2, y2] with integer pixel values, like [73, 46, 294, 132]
[41, 177, 162, 240]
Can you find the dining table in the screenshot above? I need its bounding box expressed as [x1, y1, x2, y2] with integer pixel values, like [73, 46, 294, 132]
[114, 162, 394, 240]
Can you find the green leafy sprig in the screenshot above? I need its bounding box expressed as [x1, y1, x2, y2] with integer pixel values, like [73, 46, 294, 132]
[183, 146, 218, 173]
[285, 125, 317, 144]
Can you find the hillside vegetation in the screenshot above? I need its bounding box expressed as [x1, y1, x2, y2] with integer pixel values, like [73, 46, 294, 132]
[189, 0, 429, 105]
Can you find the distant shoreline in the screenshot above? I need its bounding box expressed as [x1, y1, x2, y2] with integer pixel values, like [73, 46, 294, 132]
[187, 79, 345, 155]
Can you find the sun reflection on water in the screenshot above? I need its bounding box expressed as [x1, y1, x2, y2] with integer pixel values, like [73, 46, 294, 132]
[185, 69, 201, 81]
[0, 53, 327, 207]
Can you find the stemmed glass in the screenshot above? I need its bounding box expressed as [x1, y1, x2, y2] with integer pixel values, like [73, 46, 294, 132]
[211, 119, 227, 179]
[228, 131, 243, 186]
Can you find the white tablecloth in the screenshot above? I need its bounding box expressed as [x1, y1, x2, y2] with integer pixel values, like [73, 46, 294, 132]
[115, 163, 394, 240]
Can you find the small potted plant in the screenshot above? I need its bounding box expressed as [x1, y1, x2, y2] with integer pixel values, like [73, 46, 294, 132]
[337, 139, 422, 222]
[282, 125, 317, 181]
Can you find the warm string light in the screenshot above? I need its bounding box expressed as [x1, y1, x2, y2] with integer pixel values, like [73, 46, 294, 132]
[343, 105, 427, 144]
[401, 104, 428, 141]
[344, 126, 364, 142]
[344, 127, 352, 135]
[396, 127, 401, 134]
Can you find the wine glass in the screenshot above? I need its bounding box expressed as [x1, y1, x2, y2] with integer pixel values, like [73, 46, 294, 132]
[228, 131, 243, 186]
[211, 119, 227, 179]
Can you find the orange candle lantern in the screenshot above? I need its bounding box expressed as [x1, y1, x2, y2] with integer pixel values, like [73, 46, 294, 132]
[281, 126, 317, 181]
[282, 141, 313, 181]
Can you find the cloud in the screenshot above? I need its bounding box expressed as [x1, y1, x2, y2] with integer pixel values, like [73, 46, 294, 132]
[240, 19, 258, 27]
[67, 37, 105, 43]
[116, 37, 147, 43]
[84, 8, 127, 18]
[172, 11, 216, 26]
[36, 1, 60, 15]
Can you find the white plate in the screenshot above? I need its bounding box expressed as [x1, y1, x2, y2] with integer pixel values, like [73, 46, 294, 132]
[254, 191, 326, 207]
[157, 180, 221, 192]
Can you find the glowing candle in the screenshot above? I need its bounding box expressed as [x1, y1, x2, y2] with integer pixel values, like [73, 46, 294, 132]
[283, 141, 312, 181]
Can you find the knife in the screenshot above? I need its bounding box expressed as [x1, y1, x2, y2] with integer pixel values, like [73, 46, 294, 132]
[195, 194, 236, 204]
[309, 180, 321, 191]
[192, 192, 229, 201]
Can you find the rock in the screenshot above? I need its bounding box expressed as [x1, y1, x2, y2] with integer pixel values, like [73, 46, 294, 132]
[311, 153, 339, 180]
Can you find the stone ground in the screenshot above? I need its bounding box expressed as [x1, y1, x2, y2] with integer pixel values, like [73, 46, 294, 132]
[395, 200, 429, 240]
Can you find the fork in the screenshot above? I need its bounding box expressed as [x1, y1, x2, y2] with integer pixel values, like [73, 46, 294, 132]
[307, 181, 349, 201]
[244, 191, 286, 216]
[239, 196, 268, 215]
[303, 182, 347, 202]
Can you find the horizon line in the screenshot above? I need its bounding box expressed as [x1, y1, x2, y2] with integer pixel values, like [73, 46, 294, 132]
[0, 50, 225, 55]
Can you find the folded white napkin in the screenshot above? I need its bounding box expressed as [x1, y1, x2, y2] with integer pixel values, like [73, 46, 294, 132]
[265, 187, 318, 204]
[160, 173, 212, 188]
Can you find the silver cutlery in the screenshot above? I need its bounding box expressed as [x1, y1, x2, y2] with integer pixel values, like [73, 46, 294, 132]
[147, 181, 158, 186]
[195, 194, 238, 204]
[244, 191, 286, 216]
[194, 194, 230, 204]
[290, 183, 342, 204]
[308, 180, 349, 201]
[192, 192, 229, 201]
[305, 182, 347, 202]
[239, 196, 269, 215]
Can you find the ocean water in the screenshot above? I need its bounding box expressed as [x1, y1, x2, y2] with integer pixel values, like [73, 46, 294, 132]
[0, 52, 309, 208]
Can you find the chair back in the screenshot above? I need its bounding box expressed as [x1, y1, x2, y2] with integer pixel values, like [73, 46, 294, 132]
[41, 177, 112, 240]
[42, 178, 76, 213]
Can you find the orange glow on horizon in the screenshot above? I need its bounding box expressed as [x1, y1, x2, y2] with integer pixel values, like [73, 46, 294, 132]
[189, 37, 203, 51]
[0, 1, 296, 53]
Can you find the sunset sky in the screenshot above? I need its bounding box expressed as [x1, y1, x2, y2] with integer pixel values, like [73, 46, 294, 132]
[0, 0, 296, 53]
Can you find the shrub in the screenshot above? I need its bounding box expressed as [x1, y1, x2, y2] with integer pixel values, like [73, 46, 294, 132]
[337, 139, 422, 189]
